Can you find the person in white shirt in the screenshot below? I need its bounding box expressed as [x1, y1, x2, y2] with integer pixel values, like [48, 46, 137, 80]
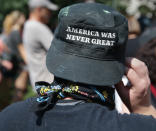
[23, 0, 58, 89]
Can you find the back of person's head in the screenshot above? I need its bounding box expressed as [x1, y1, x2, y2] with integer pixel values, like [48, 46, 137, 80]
[10, 11, 22, 25]
[28, 0, 58, 12]
[28, 0, 58, 24]
[136, 38, 156, 85]
[3, 14, 13, 35]
[3, 11, 24, 34]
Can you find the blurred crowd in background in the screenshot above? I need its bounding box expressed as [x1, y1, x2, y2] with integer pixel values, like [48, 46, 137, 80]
[0, 0, 156, 111]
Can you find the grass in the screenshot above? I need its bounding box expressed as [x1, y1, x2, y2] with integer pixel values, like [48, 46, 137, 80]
[23, 85, 37, 100]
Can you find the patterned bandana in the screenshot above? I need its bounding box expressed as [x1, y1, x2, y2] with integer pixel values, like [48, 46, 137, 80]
[33, 80, 115, 111]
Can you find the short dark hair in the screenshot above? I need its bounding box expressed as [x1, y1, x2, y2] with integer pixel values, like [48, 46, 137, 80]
[136, 38, 156, 85]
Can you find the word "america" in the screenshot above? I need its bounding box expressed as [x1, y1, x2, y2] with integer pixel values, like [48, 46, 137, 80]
[66, 26, 116, 38]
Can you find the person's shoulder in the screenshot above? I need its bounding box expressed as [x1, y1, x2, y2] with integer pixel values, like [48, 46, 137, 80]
[0, 97, 37, 130]
[0, 97, 36, 120]
[9, 30, 20, 39]
[24, 20, 39, 31]
[23, 20, 52, 38]
[24, 20, 50, 31]
[10, 30, 20, 35]
[70, 102, 121, 131]
[118, 113, 156, 131]
[79, 103, 156, 131]
[74, 102, 117, 121]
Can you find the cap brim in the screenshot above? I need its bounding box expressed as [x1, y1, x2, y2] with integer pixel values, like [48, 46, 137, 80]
[46, 1, 58, 11]
[46, 38, 125, 86]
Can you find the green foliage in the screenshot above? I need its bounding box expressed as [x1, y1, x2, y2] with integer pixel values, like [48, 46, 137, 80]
[139, 5, 152, 16]
[96, 0, 114, 6]
[0, 0, 129, 36]
[0, 0, 28, 31]
[1, 0, 153, 32]
[0, 0, 27, 11]
[23, 85, 36, 100]
[53, 0, 83, 8]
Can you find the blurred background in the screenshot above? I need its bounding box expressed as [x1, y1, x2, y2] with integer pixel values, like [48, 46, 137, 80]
[0, 0, 156, 111]
[0, 0, 156, 32]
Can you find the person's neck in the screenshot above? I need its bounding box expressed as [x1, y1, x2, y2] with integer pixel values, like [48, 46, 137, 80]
[128, 34, 137, 39]
[29, 14, 42, 23]
[12, 25, 20, 31]
[63, 97, 73, 100]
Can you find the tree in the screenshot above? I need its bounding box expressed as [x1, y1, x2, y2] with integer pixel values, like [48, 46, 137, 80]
[0, 0, 28, 32]
[0, 0, 142, 32]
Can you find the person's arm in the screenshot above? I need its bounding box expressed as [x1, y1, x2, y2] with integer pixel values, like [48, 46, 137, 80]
[115, 57, 156, 118]
[39, 26, 53, 51]
[17, 44, 27, 64]
[0, 59, 13, 83]
[11, 30, 27, 64]
[0, 71, 2, 83]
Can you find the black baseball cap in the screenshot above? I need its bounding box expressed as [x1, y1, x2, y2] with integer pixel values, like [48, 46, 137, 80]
[46, 3, 128, 86]
[28, 0, 58, 11]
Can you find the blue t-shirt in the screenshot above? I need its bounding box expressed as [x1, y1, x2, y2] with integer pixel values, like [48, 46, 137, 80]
[0, 98, 156, 131]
